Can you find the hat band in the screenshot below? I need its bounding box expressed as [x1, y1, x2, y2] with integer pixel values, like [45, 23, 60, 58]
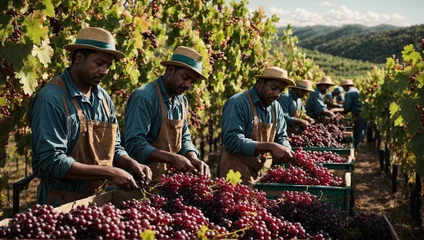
[75, 39, 115, 50]
[170, 53, 202, 71]
[297, 84, 307, 89]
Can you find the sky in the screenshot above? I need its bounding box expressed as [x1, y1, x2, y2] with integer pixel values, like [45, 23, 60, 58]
[244, 0, 423, 27]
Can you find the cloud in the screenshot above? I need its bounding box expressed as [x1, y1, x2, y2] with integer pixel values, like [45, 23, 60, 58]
[266, 5, 410, 27]
[319, 1, 336, 7]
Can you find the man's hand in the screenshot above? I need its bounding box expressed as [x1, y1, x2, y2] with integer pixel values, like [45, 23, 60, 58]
[298, 119, 310, 129]
[270, 143, 293, 163]
[110, 168, 139, 191]
[128, 160, 152, 182]
[172, 154, 198, 173]
[306, 117, 315, 124]
[190, 159, 211, 177]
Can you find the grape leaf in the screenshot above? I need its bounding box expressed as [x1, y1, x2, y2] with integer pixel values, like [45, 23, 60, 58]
[406, 118, 420, 136]
[16, 55, 39, 95]
[197, 225, 209, 240]
[402, 44, 421, 65]
[3, 41, 33, 71]
[417, 88, 424, 108]
[0, 14, 13, 44]
[394, 116, 404, 127]
[410, 134, 424, 160]
[0, 97, 6, 106]
[226, 170, 242, 186]
[399, 97, 418, 122]
[417, 73, 424, 88]
[32, 39, 53, 67]
[140, 229, 155, 240]
[389, 102, 399, 118]
[23, 12, 48, 45]
[0, 0, 9, 12]
[387, 73, 409, 92]
[41, 0, 55, 17]
[386, 57, 394, 69]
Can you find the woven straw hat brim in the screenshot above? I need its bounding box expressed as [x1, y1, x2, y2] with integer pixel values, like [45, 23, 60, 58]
[292, 86, 314, 92]
[160, 60, 207, 80]
[316, 82, 335, 86]
[64, 44, 125, 59]
[340, 82, 354, 86]
[255, 75, 295, 87]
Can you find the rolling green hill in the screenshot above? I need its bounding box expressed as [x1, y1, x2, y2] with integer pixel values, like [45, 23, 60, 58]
[289, 24, 424, 63]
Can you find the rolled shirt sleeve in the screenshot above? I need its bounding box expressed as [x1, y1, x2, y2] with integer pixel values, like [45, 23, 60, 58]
[305, 89, 327, 118]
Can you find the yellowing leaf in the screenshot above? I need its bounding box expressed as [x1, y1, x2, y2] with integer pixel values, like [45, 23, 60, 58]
[389, 102, 399, 118]
[226, 170, 242, 186]
[140, 229, 155, 240]
[197, 225, 209, 240]
[16, 55, 39, 95]
[134, 14, 149, 33]
[41, 0, 55, 17]
[32, 39, 53, 67]
[23, 11, 48, 45]
[0, 14, 13, 44]
[394, 116, 404, 127]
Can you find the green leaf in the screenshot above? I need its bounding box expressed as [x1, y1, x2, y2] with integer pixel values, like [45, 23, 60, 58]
[41, 0, 55, 17]
[387, 72, 409, 92]
[406, 118, 421, 136]
[394, 116, 404, 126]
[2, 42, 33, 71]
[417, 72, 424, 88]
[417, 88, 424, 107]
[399, 97, 418, 122]
[386, 57, 394, 69]
[226, 170, 242, 186]
[32, 39, 53, 68]
[389, 102, 399, 118]
[0, 14, 13, 44]
[16, 55, 39, 95]
[23, 12, 48, 45]
[411, 134, 424, 160]
[0, 97, 6, 106]
[140, 229, 155, 240]
[402, 44, 421, 64]
[0, 0, 10, 12]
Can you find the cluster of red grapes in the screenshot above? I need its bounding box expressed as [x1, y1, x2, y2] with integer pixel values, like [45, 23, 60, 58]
[203, 32, 212, 45]
[0, 60, 15, 120]
[297, 149, 346, 163]
[188, 109, 202, 128]
[344, 211, 391, 240]
[150, 0, 159, 18]
[267, 191, 342, 239]
[290, 123, 348, 148]
[6, 9, 22, 42]
[141, 31, 158, 48]
[322, 114, 344, 128]
[260, 148, 343, 186]
[409, 72, 420, 94]
[48, 17, 63, 35]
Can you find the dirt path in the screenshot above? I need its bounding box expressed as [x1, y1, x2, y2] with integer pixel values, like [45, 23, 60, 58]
[354, 143, 424, 240]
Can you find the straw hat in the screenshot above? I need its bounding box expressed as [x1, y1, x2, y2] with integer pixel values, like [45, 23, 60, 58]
[340, 79, 354, 86]
[161, 46, 207, 80]
[255, 67, 295, 86]
[292, 79, 314, 92]
[64, 27, 125, 59]
[316, 76, 335, 86]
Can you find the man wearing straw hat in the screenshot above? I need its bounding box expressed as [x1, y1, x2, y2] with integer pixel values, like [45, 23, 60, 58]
[219, 66, 294, 185]
[29, 27, 152, 206]
[305, 76, 338, 120]
[124, 46, 211, 183]
[278, 79, 315, 135]
[325, 86, 345, 109]
[334, 79, 366, 148]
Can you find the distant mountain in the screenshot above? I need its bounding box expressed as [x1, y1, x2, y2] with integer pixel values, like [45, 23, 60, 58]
[282, 24, 424, 63]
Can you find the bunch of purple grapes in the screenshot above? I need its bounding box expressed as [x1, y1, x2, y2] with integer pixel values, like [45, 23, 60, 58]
[296, 148, 346, 163]
[344, 211, 391, 240]
[290, 123, 348, 148]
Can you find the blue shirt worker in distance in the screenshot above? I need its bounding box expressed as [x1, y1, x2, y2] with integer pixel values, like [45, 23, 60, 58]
[30, 27, 152, 206]
[305, 76, 338, 120]
[219, 67, 294, 185]
[124, 46, 211, 183]
[278, 79, 315, 135]
[325, 86, 345, 109]
[333, 79, 366, 148]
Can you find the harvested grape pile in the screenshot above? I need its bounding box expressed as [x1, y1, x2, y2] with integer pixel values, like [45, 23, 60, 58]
[259, 148, 343, 186]
[0, 172, 393, 240]
[290, 123, 348, 148]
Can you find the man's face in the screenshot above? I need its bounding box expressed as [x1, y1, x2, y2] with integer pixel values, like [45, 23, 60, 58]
[257, 79, 287, 106]
[295, 89, 309, 98]
[318, 84, 331, 94]
[342, 86, 350, 92]
[166, 66, 200, 95]
[76, 51, 114, 87]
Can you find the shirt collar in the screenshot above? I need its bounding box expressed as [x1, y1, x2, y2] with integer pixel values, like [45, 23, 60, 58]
[156, 76, 183, 105]
[61, 68, 103, 100]
[289, 89, 298, 99]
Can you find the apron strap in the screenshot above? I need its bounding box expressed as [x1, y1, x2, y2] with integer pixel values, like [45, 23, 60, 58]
[102, 98, 111, 118]
[48, 77, 85, 121]
[244, 91, 258, 119]
[153, 81, 168, 119]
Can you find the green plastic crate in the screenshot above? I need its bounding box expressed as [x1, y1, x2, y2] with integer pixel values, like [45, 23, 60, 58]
[292, 147, 354, 157]
[255, 172, 352, 215]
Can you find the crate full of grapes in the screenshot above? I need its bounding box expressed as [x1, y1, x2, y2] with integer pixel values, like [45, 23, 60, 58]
[293, 148, 355, 171]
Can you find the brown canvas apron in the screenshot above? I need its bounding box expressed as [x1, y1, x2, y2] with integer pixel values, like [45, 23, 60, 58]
[219, 91, 276, 186]
[147, 81, 185, 183]
[45, 77, 116, 205]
